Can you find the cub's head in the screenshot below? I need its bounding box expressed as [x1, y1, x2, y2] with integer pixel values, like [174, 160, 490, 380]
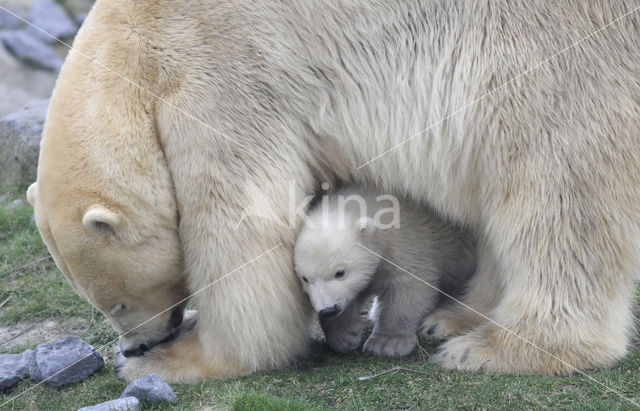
[294, 214, 381, 317]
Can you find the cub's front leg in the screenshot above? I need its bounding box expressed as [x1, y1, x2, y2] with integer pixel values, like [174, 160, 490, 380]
[364, 281, 435, 357]
[320, 295, 367, 353]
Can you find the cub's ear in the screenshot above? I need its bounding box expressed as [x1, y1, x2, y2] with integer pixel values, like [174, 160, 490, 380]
[355, 216, 376, 237]
[26, 182, 37, 206]
[82, 205, 121, 236]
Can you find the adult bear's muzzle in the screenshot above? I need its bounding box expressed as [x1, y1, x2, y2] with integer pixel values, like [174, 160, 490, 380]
[120, 306, 188, 358]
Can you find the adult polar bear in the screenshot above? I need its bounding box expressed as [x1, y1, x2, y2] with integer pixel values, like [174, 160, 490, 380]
[27, 0, 640, 381]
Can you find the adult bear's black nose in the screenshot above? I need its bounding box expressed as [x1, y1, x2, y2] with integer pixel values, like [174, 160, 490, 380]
[319, 305, 339, 318]
[169, 306, 184, 328]
[122, 343, 150, 358]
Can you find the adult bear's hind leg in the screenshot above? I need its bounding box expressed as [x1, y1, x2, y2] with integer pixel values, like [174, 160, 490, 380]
[420, 239, 502, 340]
[433, 187, 639, 374]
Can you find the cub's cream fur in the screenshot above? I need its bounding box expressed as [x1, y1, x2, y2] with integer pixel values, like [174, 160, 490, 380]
[28, 0, 640, 380]
[294, 185, 475, 357]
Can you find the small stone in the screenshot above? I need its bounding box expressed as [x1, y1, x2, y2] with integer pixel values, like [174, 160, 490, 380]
[27, 0, 78, 43]
[30, 337, 104, 387]
[121, 373, 178, 404]
[0, 349, 34, 390]
[1, 30, 62, 71]
[77, 397, 140, 411]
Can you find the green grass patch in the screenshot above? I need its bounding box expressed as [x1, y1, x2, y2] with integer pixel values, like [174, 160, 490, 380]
[1, 190, 640, 410]
[232, 392, 317, 411]
[0, 190, 117, 349]
[3, 343, 640, 410]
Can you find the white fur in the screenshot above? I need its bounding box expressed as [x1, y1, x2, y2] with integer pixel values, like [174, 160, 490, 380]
[29, 0, 640, 378]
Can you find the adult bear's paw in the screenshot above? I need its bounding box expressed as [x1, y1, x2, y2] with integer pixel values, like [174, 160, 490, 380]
[363, 332, 416, 357]
[419, 314, 459, 341]
[419, 306, 483, 341]
[431, 331, 494, 371]
[431, 325, 581, 375]
[115, 315, 246, 383]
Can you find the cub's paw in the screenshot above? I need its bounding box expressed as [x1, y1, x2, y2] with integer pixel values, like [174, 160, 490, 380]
[325, 328, 362, 353]
[363, 332, 417, 357]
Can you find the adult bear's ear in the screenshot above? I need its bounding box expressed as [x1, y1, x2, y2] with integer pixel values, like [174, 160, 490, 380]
[27, 182, 37, 206]
[82, 205, 121, 237]
[356, 216, 376, 237]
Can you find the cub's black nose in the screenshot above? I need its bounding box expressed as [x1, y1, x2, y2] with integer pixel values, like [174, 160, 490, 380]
[319, 305, 339, 318]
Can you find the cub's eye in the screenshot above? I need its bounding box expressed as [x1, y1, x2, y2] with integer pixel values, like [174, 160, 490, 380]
[335, 270, 345, 279]
[302, 276, 309, 283]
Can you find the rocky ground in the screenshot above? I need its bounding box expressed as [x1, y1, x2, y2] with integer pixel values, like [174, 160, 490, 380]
[0, 0, 93, 117]
[0, 0, 94, 190]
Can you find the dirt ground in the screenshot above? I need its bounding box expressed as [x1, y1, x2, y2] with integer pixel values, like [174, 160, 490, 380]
[0, 316, 91, 351]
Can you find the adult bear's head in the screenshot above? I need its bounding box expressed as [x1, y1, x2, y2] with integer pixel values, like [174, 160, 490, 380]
[27, 0, 189, 358]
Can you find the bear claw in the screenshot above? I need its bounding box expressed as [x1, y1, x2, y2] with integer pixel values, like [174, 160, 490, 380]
[363, 333, 416, 357]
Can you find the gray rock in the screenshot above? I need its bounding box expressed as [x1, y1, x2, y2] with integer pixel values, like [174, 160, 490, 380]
[27, 0, 78, 43]
[0, 349, 34, 390]
[78, 397, 140, 411]
[8, 199, 27, 209]
[62, 0, 95, 19]
[29, 337, 104, 387]
[0, 7, 22, 30]
[74, 13, 87, 27]
[0, 44, 56, 117]
[121, 373, 178, 404]
[1, 29, 62, 71]
[0, 98, 48, 190]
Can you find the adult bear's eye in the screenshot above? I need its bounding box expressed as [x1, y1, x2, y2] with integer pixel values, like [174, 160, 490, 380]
[302, 276, 309, 283]
[335, 270, 345, 278]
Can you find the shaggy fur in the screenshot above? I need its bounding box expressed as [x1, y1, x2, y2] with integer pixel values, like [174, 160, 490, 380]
[294, 185, 476, 356]
[28, 0, 640, 380]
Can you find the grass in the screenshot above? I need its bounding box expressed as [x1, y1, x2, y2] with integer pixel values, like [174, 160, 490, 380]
[1, 187, 640, 410]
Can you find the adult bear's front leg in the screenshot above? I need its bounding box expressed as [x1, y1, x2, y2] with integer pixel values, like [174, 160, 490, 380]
[118, 314, 249, 383]
[432, 183, 638, 374]
[155, 64, 322, 377]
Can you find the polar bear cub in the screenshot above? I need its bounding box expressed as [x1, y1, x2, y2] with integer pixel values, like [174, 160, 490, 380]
[294, 185, 476, 357]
